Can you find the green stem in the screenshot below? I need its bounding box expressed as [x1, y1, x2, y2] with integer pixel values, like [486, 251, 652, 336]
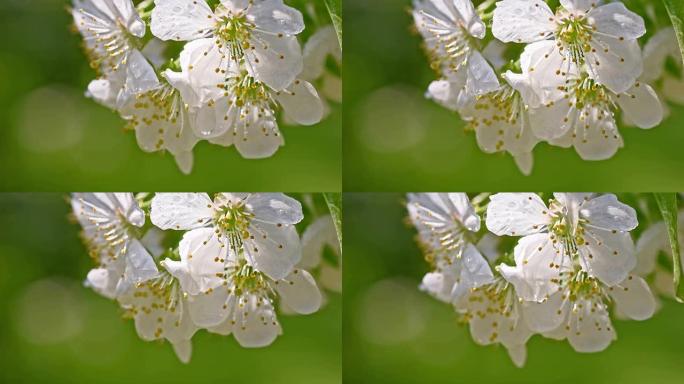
[654, 193, 684, 302]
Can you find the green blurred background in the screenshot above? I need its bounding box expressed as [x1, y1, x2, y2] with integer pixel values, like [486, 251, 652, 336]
[0, 194, 341, 383]
[0, 0, 341, 191]
[343, 0, 684, 192]
[344, 193, 684, 384]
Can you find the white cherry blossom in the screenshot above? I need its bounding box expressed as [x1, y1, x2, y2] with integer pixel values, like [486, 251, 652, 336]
[521, 49, 663, 160]
[72, 193, 158, 299]
[508, 269, 655, 353]
[414, 0, 500, 106]
[160, 227, 321, 347]
[165, 41, 323, 158]
[460, 72, 540, 175]
[299, 26, 342, 118]
[492, 0, 646, 94]
[634, 211, 684, 297]
[150, 0, 305, 91]
[407, 193, 494, 303]
[487, 193, 638, 301]
[453, 277, 533, 367]
[643, 27, 684, 106]
[150, 193, 304, 280]
[118, 270, 198, 362]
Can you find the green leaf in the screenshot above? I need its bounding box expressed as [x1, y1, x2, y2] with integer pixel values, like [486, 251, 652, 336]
[323, 193, 342, 253]
[654, 193, 684, 302]
[664, 0, 684, 64]
[324, 0, 342, 50]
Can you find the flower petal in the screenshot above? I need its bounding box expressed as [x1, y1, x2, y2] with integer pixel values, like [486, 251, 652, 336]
[522, 291, 568, 332]
[578, 228, 636, 286]
[588, 2, 645, 40]
[124, 238, 159, 284]
[150, 193, 214, 230]
[244, 222, 301, 280]
[507, 345, 527, 368]
[246, 32, 302, 91]
[580, 194, 638, 232]
[176, 227, 230, 294]
[567, 299, 615, 353]
[609, 275, 656, 321]
[275, 269, 322, 315]
[232, 294, 282, 348]
[248, 0, 304, 35]
[486, 193, 551, 236]
[187, 287, 233, 327]
[150, 0, 214, 41]
[246, 193, 304, 225]
[172, 339, 192, 364]
[616, 83, 663, 129]
[466, 50, 500, 96]
[492, 0, 555, 43]
[276, 80, 324, 126]
[586, 37, 642, 94]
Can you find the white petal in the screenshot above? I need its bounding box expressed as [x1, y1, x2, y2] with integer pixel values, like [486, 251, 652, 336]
[567, 299, 615, 353]
[513, 152, 534, 176]
[176, 227, 230, 293]
[635, 222, 667, 275]
[276, 80, 324, 126]
[187, 287, 232, 327]
[452, 0, 486, 38]
[492, 0, 555, 43]
[586, 37, 642, 94]
[642, 28, 679, 83]
[124, 238, 159, 284]
[246, 32, 302, 91]
[150, 0, 214, 41]
[560, 0, 597, 11]
[174, 151, 194, 175]
[172, 38, 227, 108]
[275, 269, 322, 314]
[528, 99, 574, 140]
[426, 78, 467, 112]
[111, 0, 146, 37]
[172, 339, 192, 364]
[580, 194, 638, 232]
[501, 234, 569, 301]
[609, 275, 656, 321]
[578, 228, 636, 286]
[232, 294, 282, 348]
[244, 222, 301, 280]
[87, 78, 121, 110]
[124, 49, 160, 96]
[246, 193, 304, 225]
[588, 2, 645, 40]
[571, 107, 623, 161]
[522, 291, 568, 332]
[248, 0, 304, 35]
[301, 26, 340, 81]
[616, 83, 663, 129]
[85, 267, 119, 299]
[522, 41, 580, 105]
[420, 272, 455, 303]
[486, 193, 551, 236]
[448, 193, 481, 232]
[150, 193, 214, 230]
[466, 50, 500, 96]
[233, 107, 284, 159]
[300, 215, 338, 269]
[503, 71, 540, 108]
[507, 345, 527, 368]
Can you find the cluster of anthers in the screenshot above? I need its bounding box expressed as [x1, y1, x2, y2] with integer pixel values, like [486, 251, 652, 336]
[413, 0, 684, 175]
[407, 192, 684, 367]
[71, 192, 341, 362]
[70, 0, 341, 173]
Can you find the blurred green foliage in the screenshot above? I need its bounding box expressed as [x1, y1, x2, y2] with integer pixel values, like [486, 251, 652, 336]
[0, 194, 341, 384]
[0, 0, 341, 191]
[343, 0, 684, 192]
[344, 193, 684, 384]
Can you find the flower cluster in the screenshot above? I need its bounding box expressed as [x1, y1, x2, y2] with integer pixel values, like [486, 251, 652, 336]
[412, 0, 682, 175]
[70, 0, 340, 173]
[72, 192, 340, 362]
[407, 192, 681, 367]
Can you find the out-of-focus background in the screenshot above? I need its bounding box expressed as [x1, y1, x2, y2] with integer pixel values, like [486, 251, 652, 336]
[0, 0, 341, 191]
[0, 194, 341, 384]
[344, 193, 684, 384]
[343, 0, 684, 191]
